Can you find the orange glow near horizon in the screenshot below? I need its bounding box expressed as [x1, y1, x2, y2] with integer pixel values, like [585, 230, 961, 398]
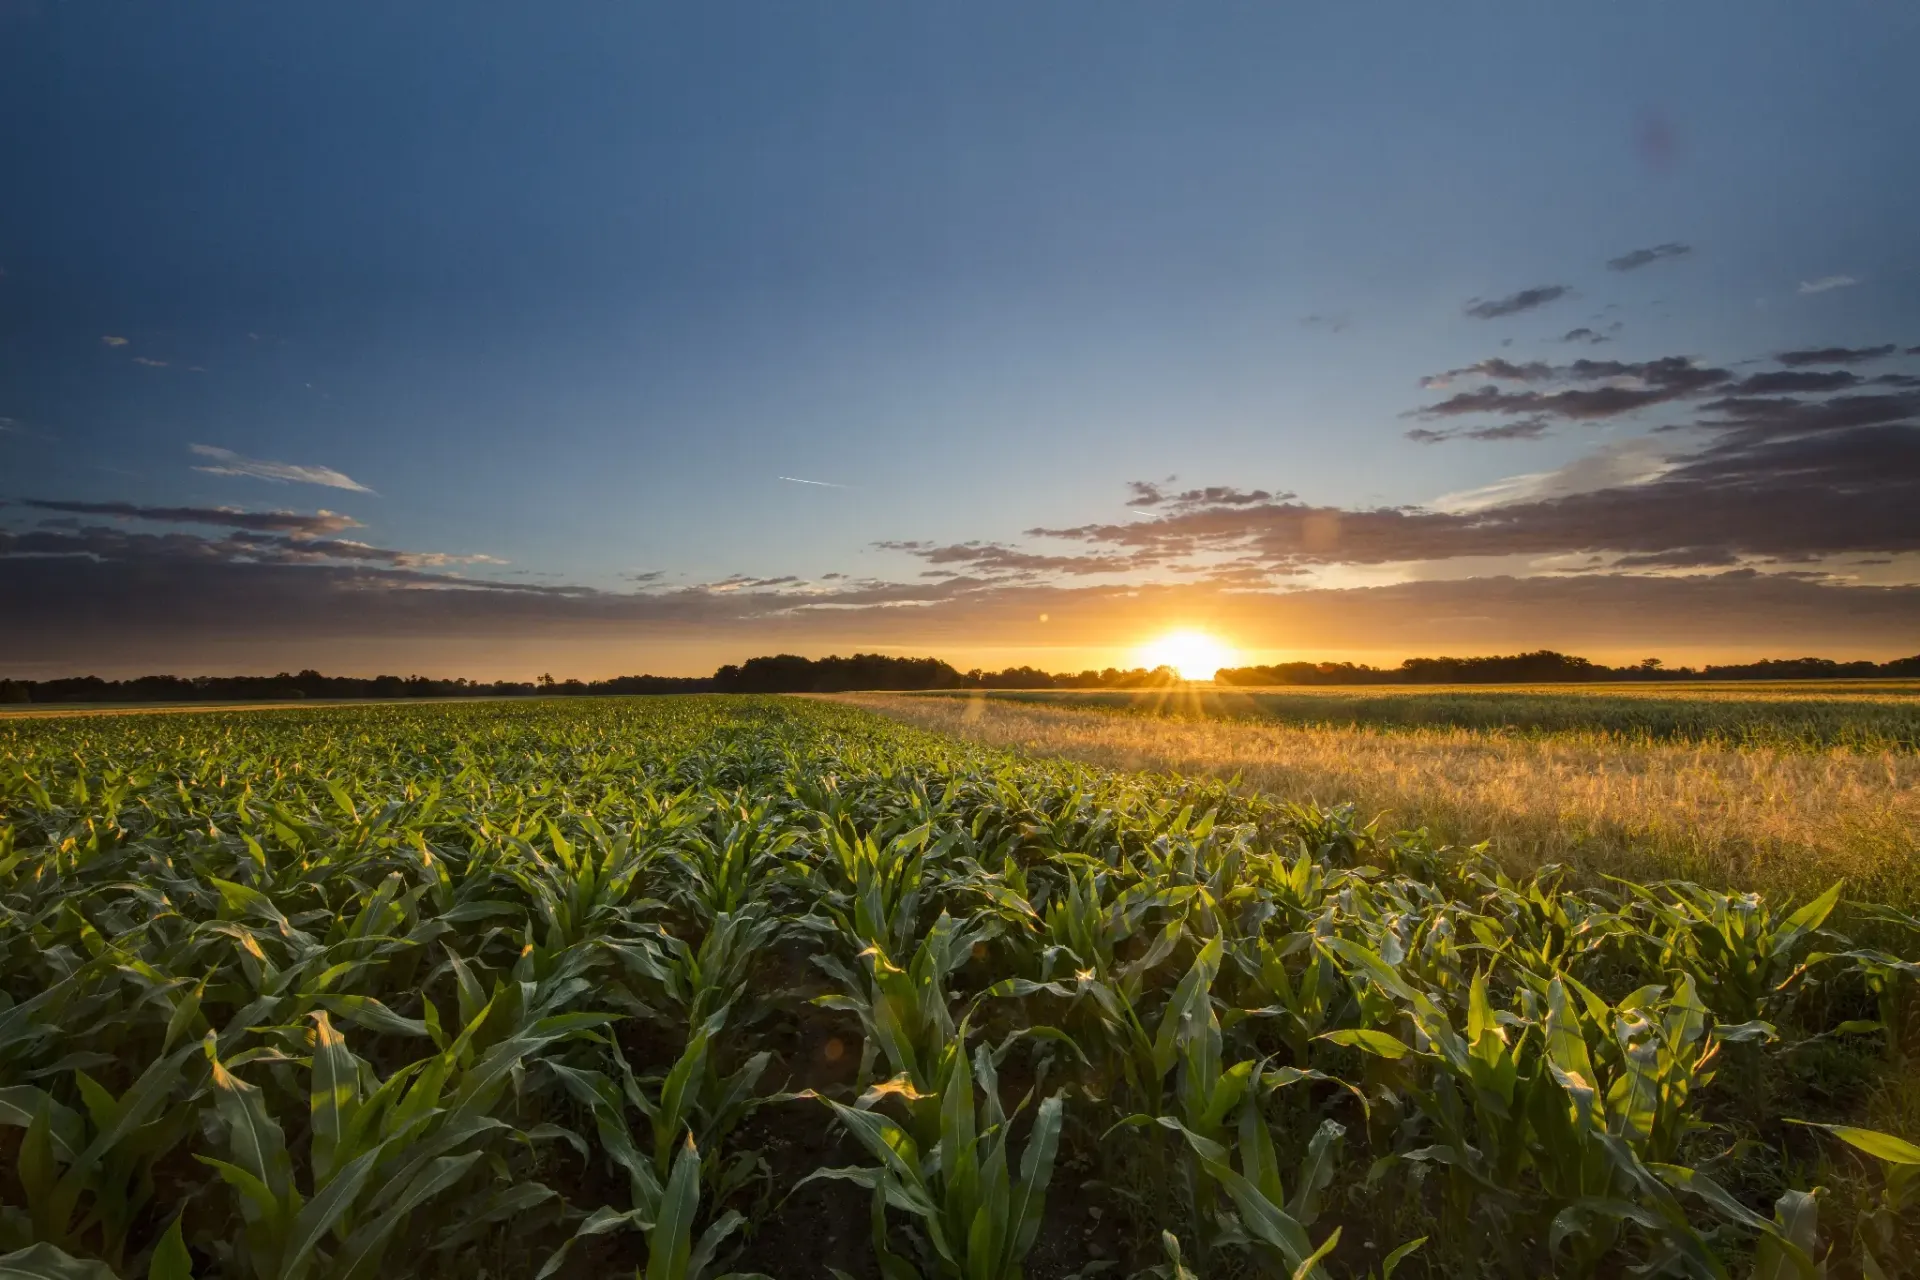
[1135, 630, 1237, 680]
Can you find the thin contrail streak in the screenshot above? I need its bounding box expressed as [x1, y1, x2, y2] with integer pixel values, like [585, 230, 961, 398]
[779, 476, 847, 488]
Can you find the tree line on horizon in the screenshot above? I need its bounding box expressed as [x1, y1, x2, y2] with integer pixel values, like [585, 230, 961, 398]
[3, 647, 1918, 705]
[1217, 649, 1920, 686]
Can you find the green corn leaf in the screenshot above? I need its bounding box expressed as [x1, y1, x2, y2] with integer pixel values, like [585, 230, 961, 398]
[280, 1141, 390, 1277]
[535, 1207, 650, 1280]
[147, 1216, 195, 1280]
[1158, 1231, 1198, 1280]
[1789, 1120, 1920, 1164]
[202, 1037, 298, 1221]
[690, 1212, 762, 1280]
[656, 1026, 713, 1173]
[1380, 1236, 1426, 1279]
[1151, 935, 1222, 1082]
[1324, 937, 1419, 1003]
[1752, 1188, 1821, 1280]
[0, 1087, 82, 1163]
[1007, 1093, 1063, 1262]
[332, 1151, 484, 1279]
[1199, 1154, 1321, 1274]
[1289, 1120, 1344, 1226]
[1782, 881, 1842, 937]
[1316, 1029, 1412, 1060]
[316, 995, 430, 1038]
[308, 1010, 358, 1185]
[646, 1136, 701, 1280]
[1543, 979, 1604, 1133]
[940, 1036, 980, 1231]
[195, 1156, 282, 1227]
[1652, 1164, 1771, 1233]
[1238, 1079, 1286, 1208]
[0, 1243, 121, 1280]
[1290, 1226, 1340, 1280]
[162, 972, 210, 1054]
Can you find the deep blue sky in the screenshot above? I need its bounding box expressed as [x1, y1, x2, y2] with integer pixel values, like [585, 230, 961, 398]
[4, 2, 1918, 675]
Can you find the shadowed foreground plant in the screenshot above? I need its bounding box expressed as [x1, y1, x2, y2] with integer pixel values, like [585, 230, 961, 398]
[806, 1035, 1063, 1280]
[1790, 1121, 1920, 1278]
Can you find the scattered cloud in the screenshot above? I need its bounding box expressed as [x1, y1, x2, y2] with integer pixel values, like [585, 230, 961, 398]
[131, 357, 170, 368]
[0, 523, 516, 580]
[189, 444, 374, 493]
[621, 570, 668, 584]
[1688, 392, 1920, 441]
[1558, 327, 1611, 345]
[1301, 313, 1351, 332]
[10, 545, 1920, 674]
[1463, 285, 1569, 320]
[100, 336, 128, 347]
[779, 476, 847, 489]
[1407, 417, 1554, 445]
[1031, 387, 1920, 569]
[1610, 547, 1743, 569]
[18, 500, 362, 537]
[1607, 243, 1691, 272]
[1798, 275, 1859, 295]
[1725, 370, 1860, 395]
[701, 573, 808, 592]
[1774, 344, 1897, 366]
[876, 539, 1159, 578]
[1412, 356, 1731, 422]
[1121, 483, 1287, 510]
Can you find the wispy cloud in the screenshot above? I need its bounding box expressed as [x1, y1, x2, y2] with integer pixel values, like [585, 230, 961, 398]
[21, 500, 361, 537]
[1407, 416, 1555, 445]
[1606, 242, 1691, 272]
[190, 444, 374, 493]
[1410, 355, 1732, 422]
[1774, 344, 1896, 367]
[779, 475, 847, 489]
[1463, 285, 1569, 320]
[1798, 275, 1859, 295]
[132, 356, 170, 368]
[100, 336, 128, 347]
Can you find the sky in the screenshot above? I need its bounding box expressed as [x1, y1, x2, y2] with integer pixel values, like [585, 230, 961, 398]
[3, 1, 1919, 678]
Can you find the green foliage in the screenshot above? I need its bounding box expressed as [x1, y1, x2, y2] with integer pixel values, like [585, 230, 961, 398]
[0, 696, 1915, 1276]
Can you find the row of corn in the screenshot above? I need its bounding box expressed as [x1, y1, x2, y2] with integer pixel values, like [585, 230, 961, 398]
[1, 697, 1915, 1278]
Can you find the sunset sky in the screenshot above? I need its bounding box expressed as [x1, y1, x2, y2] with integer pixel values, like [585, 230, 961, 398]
[3, 3, 1918, 678]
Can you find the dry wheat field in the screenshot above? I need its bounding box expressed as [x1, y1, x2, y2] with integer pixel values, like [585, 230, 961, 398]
[840, 686, 1920, 905]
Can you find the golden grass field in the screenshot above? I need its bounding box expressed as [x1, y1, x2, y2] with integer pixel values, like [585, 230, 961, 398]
[838, 686, 1920, 904]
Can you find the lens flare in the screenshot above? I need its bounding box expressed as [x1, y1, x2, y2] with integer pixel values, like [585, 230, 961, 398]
[1136, 630, 1234, 681]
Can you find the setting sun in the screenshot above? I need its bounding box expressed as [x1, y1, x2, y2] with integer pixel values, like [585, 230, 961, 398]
[1136, 630, 1236, 681]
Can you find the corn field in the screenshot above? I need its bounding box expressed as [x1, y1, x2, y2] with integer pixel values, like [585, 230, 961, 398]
[1, 697, 1916, 1278]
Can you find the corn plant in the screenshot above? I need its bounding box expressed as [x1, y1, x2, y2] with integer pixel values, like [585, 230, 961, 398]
[194, 1007, 552, 1280]
[1790, 1121, 1920, 1277]
[804, 1035, 1063, 1279]
[1622, 880, 1842, 1023]
[813, 912, 994, 1136]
